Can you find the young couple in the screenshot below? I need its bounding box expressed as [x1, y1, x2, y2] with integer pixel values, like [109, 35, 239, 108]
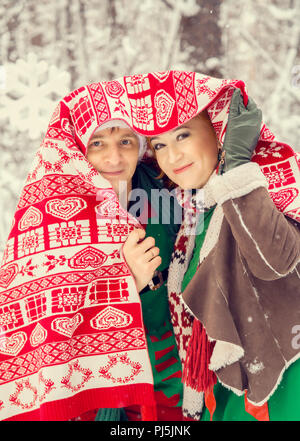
[1, 71, 299, 422]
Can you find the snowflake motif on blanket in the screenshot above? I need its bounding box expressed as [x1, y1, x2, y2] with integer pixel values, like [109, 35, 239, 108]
[9, 378, 38, 410]
[38, 371, 55, 402]
[98, 353, 143, 384]
[254, 142, 284, 159]
[195, 77, 215, 99]
[61, 359, 93, 393]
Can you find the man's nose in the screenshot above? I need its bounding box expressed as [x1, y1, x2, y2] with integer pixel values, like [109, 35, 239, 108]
[106, 143, 122, 165]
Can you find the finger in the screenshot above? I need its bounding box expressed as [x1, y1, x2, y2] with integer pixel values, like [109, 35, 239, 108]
[149, 255, 162, 273]
[246, 98, 262, 126]
[229, 88, 243, 116]
[246, 96, 259, 112]
[144, 246, 160, 262]
[124, 228, 146, 248]
[138, 236, 156, 253]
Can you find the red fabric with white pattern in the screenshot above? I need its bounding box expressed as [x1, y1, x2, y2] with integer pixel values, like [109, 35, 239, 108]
[0, 71, 299, 421]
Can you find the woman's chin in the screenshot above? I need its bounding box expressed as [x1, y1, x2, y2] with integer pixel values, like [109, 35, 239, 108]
[172, 178, 205, 191]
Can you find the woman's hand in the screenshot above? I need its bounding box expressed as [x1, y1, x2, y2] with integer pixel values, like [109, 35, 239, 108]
[219, 88, 262, 174]
[122, 228, 162, 292]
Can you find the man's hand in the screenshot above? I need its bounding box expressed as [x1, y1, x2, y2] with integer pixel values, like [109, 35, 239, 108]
[122, 228, 162, 292]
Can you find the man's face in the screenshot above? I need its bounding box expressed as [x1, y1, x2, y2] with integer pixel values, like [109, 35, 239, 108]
[87, 126, 140, 197]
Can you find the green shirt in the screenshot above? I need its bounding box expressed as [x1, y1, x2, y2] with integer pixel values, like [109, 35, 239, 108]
[141, 219, 183, 407]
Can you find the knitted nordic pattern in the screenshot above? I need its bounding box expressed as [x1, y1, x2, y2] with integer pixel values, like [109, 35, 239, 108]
[0, 71, 299, 421]
[167, 182, 219, 420]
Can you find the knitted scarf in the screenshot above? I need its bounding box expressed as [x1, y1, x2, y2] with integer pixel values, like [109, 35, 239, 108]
[0, 71, 299, 421]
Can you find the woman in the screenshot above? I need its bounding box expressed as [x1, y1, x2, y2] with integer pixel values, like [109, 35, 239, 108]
[135, 87, 300, 421]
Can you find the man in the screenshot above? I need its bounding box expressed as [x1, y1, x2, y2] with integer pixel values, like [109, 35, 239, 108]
[86, 121, 162, 293]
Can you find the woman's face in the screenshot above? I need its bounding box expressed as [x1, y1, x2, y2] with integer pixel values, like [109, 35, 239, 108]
[149, 111, 219, 189]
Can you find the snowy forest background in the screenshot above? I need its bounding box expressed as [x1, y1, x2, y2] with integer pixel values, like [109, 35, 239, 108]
[0, 0, 300, 253]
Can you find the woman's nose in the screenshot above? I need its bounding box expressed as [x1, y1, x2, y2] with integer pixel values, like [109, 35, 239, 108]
[168, 143, 184, 164]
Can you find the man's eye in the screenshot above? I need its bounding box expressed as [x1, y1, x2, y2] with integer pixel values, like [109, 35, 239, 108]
[121, 139, 131, 145]
[90, 141, 101, 147]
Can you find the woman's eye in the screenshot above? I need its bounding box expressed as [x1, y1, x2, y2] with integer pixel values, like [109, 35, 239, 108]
[153, 143, 165, 151]
[177, 132, 189, 141]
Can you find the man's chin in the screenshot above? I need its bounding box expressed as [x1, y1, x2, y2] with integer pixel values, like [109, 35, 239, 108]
[109, 178, 132, 199]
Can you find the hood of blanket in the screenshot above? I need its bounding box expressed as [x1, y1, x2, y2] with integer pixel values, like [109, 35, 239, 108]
[45, 70, 300, 223]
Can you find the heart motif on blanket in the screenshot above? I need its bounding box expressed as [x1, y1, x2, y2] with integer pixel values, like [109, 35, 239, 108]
[18, 206, 43, 231]
[0, 332, 27, 356]
[45, 198, 87, 220]
[285, 207, 300, 223]
[0, 263, 19, 288]
[154, 90, 175, 128]
[269, 188, 299, 211]
[90, 306, 133, 330]
[30, 323, 48, 347]
[51, 313, 83, 338]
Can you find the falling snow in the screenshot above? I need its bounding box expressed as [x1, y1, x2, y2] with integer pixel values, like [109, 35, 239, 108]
[247, 358, 265, 374]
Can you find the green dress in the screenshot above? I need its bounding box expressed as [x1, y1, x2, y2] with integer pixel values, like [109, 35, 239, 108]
[181, 207, 300, 421]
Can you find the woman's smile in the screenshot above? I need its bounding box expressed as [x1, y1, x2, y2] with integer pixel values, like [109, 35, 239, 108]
[173, 163, 194, 174]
